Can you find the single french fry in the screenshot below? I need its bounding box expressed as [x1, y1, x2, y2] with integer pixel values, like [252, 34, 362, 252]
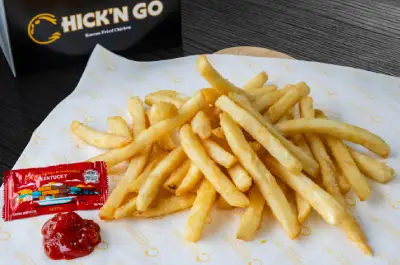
[247, 85, 278, 97]
[253, 91, 284, 112]
[314, 111, 371, 201]
[145, 91, 188, 108]
[348, 147, 394, 183]
[220, 113, 300, 239]
[88, 92, 206, 167]
[176, 163, 203, 196]
[128, 97, 147, 136]
[185, 179, 217, 242]
[299, 96, 314, 119]
[216, 195, 233, 210]
[242, 71, 268, 90]
[264, 156, 347, 226]
[212, 127, 225, 139]
[107, 116, 133, 138]
[133, 195, 196, 218]
[236, 186, 265, 241]
[200, 88, 222, 105]
[202, 138, 237, 168]
[334, 162, 351, 194]
[227, 164, 253, 192]
[191, 111, 212, 139]
[276, 112, 293, 124]
[216, 95, 302, 174]
[290, 134, 314, 159]
[164, 160, 191, 193]
[295, 193, 312, 224]
[71, 121, 131, 149]
[265, 82, 310, 123]
[113, 196, 137, 219]
[129, 153, 167, 193]
[275, 118, 390, 158]
[196, 55, 254, 100]
[136, 147, 187, 211]
[180, 124, 249, 207]
[228, 93, 319, 178]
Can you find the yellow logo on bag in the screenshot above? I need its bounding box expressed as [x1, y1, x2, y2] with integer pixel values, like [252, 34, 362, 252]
[28, 14, 62, 45]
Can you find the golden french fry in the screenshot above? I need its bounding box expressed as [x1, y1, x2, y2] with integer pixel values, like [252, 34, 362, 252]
[265, 82, 310, 123]
[71, 121, 131, 149]
[216, 195, 233, 210]
[107, 116, 133, 138]
[295, 193, 312, 224]
[236, 186, 265, 241]
[212, 127, 225, 139]
[133, 195, 196, 218]
[227, 164, 252, 192]
[247, 85, 277, 97]
[276, 112, 293, 124]
[242, 71, 268, 90]
[220, 113, 300, 239]
[216, 95, 302, 174]
[191, 111, 212, 139]
[289, 134, 314, 159]
[88, 92, 206, 167]
[335, 165, 351, 194]
[113, 196, 137, 219]
[275, 118, 390, 158]
[164, 160, 191, 193]
[249, 141, 261, 152]
[200, 88, 223, 105]
[136, 147, 187, 211]
[148, 102, 178, 125]
[129, 153, 167, 192]
[253, 91, 284, 112]
[228, 93, 319, 178]
[299, 96, 314, 119]
[145, 91, 188, 108]
[264, 156, 347, 226]
[185, 179, 217, 242]
[196, 55, 254, 100]
[176, 163, 204, 196]
[202, 138, 237, 168]
[348, 147, 394, 183]
[128, 97, 147, 136]
[180, 124, 249, 207]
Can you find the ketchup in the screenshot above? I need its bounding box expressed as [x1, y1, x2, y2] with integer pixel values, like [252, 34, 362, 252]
[41, 212, 101, 260]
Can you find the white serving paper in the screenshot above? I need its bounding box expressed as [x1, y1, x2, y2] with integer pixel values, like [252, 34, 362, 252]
[1, 45, 400, 265]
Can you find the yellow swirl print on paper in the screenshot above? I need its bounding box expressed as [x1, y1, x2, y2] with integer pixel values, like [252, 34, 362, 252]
[392, 200, 400, 210]
[15, 252, 36, 265]
[172, 229, 210, 263]
[0, 223, 11, 241]
[370, 215, 400, 238]
[324, 247, 353, 265]
[121, 223, 159, 258]
[95, 240, 109, 251]
[271, 238, 305, 265]
[300, 226, 312, 237]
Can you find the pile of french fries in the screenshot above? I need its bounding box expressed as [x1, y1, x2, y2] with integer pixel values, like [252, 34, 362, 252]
[70, 55, 394, 255]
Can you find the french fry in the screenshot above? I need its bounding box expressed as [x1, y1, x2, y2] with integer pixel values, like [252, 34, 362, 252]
[315, 111, 371, 201]
[275, 118, 390, 158]
[145, 90, 188, 108]
[70, 121, 131, 149]
[242, 71, 268, 90]
[290, 134, 314, 159]
[336, 166, 351, 194]
[191, 111, 212, 139]
[176, 163, 203, 196]
[196, 55, 254, 100]
[265, 82, 310, 123]
[199, 88, 222, 105]
[136, 147, 187, 211]
[249, 141, 261, 152]
[227, 164, 253, 192]
[133, 195, 196, 218]
[107, 116, 133, 138]
[264, 156, 347, 226]
[220, 113, 300, 239]
[128, 97, 147, 136]
[164, 160, 191, 193]
[228, 93, 320, 178]
[180, 124, 249, 207]
[247, 85, 278, 97]
[202, 139, 237, 168]
[295, 194, 312, 224]
[216, 195, 233, 210]
[253, 91, 284, 112]
[212, 127, 225, 139]
[348, 147, 394, 183]
[129, 153, 167, 193]
[113, 195, 137, 219]
[88, 92, 206, 167]
[216, 95, 303, 174]
[236, 186, 265, 241]
[185, 179, 217, 242]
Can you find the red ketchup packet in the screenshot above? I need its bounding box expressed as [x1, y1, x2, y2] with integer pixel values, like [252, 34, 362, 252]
[2, 161, 108, 221]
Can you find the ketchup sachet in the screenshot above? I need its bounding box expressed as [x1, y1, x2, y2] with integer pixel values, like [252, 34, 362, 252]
[3, 161, 108, 221]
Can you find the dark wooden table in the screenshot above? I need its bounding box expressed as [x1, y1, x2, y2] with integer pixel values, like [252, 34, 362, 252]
[1, 0, 400, 184]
